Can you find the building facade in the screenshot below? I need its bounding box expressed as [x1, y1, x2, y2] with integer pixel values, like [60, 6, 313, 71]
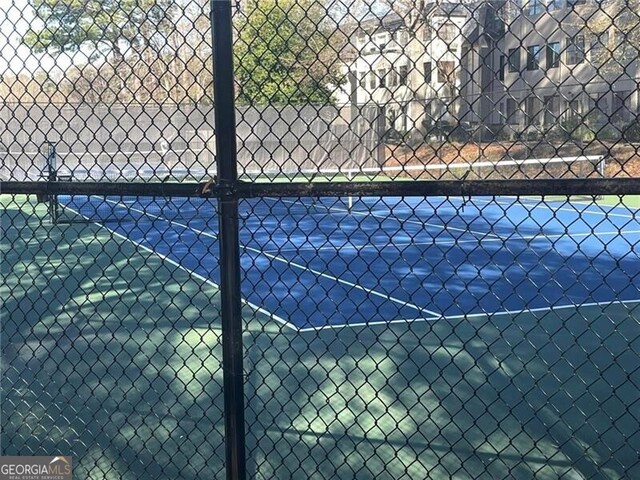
[345, 0, 639, 138]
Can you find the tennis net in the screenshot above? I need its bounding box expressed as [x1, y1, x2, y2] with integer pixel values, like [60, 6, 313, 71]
[48, 155, 607, 224]
[240, 155, 607, 183]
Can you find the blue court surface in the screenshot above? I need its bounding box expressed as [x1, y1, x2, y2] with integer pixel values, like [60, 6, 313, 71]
[59, 195, 640, 331]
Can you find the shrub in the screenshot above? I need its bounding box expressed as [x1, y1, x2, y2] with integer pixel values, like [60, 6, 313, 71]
[558, 117, 596, 142]
[597, 125, 622, 142]
[560, 117, 581, 139]
[545, 125, 568, 142]
[622, 118, 640, 142]
[495, 126, 518, 142]
[383, 127, 404, 144]
[449, 124, 471, 142]
[523, 126, 542, 142]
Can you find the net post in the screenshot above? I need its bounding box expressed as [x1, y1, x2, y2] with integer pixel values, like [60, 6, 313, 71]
[211, 2, 246, 480]
[597, 155, 607, 178]
[46, 142, 59, 224]
[594, 155, 607, 202]
[347, 169, 354, 210]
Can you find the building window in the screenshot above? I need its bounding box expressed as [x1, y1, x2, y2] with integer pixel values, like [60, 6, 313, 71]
[388, 69, 398, 88]
[566, 98, 582, 120]
[567, 35, 585, 65]
[547, 0, 562, 11]
[438, 22, 457, 43]
[396, 29, 409, 46]
[499, 55, 506, 81]
[527, 0, 542, 16]
[424, 62, 432, 84]
[378, 69, 386, 87]
[590, 31, 608, 64]
[527, 45, 542, 70]
[546, 42, 560, 69]
[369, 72, 376, 89]
[359, 71, 366, 87]
[374, 33, 388, 49]
[437, 61, 456, 84]
[508, 48, 520, 72]
[593, 93, 609, 123]
[399, 65, 409, 86]
[612, 91, 630, 123]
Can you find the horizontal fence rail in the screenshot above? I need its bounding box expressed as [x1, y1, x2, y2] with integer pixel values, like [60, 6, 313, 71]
[5, 177, 640, 198]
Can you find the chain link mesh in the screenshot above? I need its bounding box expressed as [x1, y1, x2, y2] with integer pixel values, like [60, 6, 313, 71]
[1, 0, 639, 478]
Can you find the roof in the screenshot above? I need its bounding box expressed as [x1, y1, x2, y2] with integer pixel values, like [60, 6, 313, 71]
[344, 0, 506, 41]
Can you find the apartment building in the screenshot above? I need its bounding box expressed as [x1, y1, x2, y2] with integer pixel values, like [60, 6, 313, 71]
[492, 0, 639, 132]
[348, 3, 471, 133]
[346, 0, 639, 136]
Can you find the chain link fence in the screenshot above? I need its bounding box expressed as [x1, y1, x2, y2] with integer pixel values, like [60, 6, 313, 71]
[1, 0, 639, 478]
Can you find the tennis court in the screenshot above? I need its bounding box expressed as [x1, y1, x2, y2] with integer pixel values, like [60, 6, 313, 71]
[55, 193, 640, 332]
[3, 194, 639, 478]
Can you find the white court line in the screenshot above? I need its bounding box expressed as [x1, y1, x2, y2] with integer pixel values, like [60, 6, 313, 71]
[298, 315, 441, 333]
[262, 239, 474, 254]
[66, 200, 640, 333]
[100, 198, 440, 319]
[90, 199, 297, 331]
[414, 194, 639, 219]
[266, 197, 502, 239]
[102, 198, 217, 240]
[297, 298, 640, 333]
[249, 248, 439, 316]
[262, 229, 640, 255]
[440, 298, 640, 321]
[245, 155, 603, 176]
[475, 196, 638, 220]
[527, 229, 640, 239]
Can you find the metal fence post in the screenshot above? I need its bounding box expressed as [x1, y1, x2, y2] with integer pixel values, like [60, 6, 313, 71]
[211, 1, 246, 480]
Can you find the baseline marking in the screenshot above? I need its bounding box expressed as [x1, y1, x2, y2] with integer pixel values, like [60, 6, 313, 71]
[260, 230, 640, 254]
[88, 198, 297, 331]
[298, 299, 640, 333]
[101, 198, 440, 319]
[93, 197, 640, 332]
[441, 298, 640, 321]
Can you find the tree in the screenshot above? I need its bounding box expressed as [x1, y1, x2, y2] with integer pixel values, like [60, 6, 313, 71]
[23, 0, 211, 103]
[234, 0, 344, 105]
[23, 0, 177, 63]
[586, 0, 640, 77]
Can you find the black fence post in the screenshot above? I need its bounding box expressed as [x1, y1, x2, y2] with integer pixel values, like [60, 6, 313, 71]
[211, 2, 246, 480]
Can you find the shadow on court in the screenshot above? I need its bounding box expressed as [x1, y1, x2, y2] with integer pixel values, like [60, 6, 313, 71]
[243, 302, 640, 479]
[2, 196, 639, 479]
[1, 197, 226, 479]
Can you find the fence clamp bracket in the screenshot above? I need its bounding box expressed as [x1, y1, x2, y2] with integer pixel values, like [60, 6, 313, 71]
[196, 176, 220, 197]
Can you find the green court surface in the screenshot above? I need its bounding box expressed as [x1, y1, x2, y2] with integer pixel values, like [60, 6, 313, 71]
[1, 195, 639, 479]
[599, 194, 640, 209]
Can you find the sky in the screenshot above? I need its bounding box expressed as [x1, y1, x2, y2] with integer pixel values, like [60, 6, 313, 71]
[0, 0, 89, 76]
